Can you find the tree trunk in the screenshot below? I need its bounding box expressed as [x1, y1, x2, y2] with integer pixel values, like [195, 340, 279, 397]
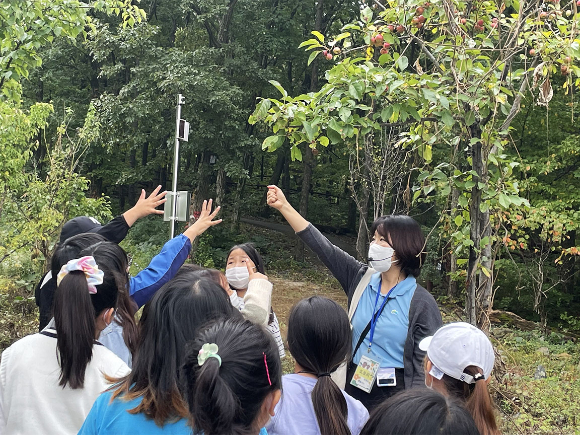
[355, 147, 372, 261]
[216, 167, 226, 207]
[448, 187, 459, 297]
[466, 130, 493, 330]
[294, 146, 313, 261]
[230, 176, 247, 232]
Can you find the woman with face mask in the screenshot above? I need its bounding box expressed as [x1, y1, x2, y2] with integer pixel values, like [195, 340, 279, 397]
[267, 186, 442, 410]
[225, 243, 285, 358]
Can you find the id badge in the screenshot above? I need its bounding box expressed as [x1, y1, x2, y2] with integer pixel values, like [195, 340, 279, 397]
[350, 354, 381, 393]
[377, 367, 396, 387]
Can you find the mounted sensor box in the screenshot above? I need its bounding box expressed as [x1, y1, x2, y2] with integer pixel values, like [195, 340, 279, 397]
[163, 191, 190, 222]
[178, 119, 189, 141]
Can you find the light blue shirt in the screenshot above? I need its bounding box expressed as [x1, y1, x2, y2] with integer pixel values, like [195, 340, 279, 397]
[351, 274, 417, 368]
[79, 391, 270, 435]
[78, 391, 190, 435]
[266, 374, 369, 435]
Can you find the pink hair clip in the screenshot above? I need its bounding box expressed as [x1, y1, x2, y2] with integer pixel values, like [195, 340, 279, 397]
[263, 352, 272, 386]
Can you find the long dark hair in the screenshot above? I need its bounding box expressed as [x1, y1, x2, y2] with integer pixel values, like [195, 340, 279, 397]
[53, 241, 127, 389]
[440, 366, 499, 435]
[369, 215, 426, 277]
[52, 234, 138, 357]
[287, 296, 352, 435]
[183, 317, 282, 435]
[110, 276, 240, 426]
[360, 389, 480, 435]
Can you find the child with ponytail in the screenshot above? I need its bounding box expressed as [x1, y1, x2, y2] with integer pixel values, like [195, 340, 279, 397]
[419, 322, 500, 435]
[183, 317, 282, 435]
[267, 296, 369, 435]
[0, 242, 130, 435]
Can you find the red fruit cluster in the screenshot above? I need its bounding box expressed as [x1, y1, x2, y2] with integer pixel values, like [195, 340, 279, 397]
[491, 17, 498, 28]
[321, 50, 333, 60]
[412, 4, 428, 29]
[380, 42, 390, 55]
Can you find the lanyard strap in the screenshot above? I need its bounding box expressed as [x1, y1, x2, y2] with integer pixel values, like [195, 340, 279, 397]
[367, 283, 398, 352]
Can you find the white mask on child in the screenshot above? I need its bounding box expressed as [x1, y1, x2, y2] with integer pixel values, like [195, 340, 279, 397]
[225, 267, 250, 290]
[368, 243, 398, 273]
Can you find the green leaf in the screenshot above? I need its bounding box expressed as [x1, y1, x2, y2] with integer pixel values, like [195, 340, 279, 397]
[262, 135, 285, 151]
[339, 107, 351, 122]
[311, 31, 324, 42]
[455, 215, 464, 226]
[458, 195, 468, 207]
[318, 136, 329, 146]
[334, 32, 351, 42]
[307, 51, 320, 66]
[423, 144, 432, 162]
[291, 146, 303, 161]
[396, 55, 409, 71]
[348, 81, 364, 100]
[441, 111, 454, 127]
[465, 111, 475, 126]
[298, 39, 320, 48]
[327, 127, 342, 144]
[302, 121, 315, 141]
[269, 80, 287, 98]
[498, 193, 511, 208]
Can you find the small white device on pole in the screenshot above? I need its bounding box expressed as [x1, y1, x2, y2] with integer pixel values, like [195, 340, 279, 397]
[165, 94, 190, 239]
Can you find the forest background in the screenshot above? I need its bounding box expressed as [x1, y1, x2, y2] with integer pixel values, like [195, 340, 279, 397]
[1, 0, 580, 433]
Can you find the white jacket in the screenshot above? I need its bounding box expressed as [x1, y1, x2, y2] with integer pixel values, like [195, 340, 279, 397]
[0, 329, 129, 435]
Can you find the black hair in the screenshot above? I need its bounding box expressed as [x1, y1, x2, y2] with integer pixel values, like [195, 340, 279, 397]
[360, 389, 480, 435]
[175, 264, 228, 293]
[50, 233, 108, 279]
[183, 317, 282, 435]
[287, 296, 352, 435]
[227, 243, 266, 274]
[53, 241, 127, 389]
[52, 234, 138, 356]
[369, 215, 426, 277]
[110, 277, 240, 425]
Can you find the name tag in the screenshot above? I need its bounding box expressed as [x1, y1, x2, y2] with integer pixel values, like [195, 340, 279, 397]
[377, 367, 396, 387]
[350, 354, 380, 393]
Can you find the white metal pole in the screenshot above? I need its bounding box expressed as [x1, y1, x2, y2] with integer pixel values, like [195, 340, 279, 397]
[170, 94, 184, 239]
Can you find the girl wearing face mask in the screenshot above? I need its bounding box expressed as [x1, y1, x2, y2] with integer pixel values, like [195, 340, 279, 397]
[225, 243, 286, 358]
[267, 185, 442, 410]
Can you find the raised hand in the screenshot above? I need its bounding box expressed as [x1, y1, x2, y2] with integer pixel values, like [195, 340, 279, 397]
[247, 259, 268, 282]
[184, 199, 222, 241]
[123, 186, 168, 226]
[266, 185, 288, 211]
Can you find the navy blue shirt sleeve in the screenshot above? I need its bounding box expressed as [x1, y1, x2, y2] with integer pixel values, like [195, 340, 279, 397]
[128, 235, 191, 308]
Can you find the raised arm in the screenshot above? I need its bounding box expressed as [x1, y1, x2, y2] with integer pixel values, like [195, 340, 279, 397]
[267, 185, 309, 232]
[129, 200, 221, 307]
[122, 185, 167, 227]
[267, 185, 365, 293]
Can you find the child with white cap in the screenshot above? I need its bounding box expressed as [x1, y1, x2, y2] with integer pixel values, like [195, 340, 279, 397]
[419, 322, 500, 435]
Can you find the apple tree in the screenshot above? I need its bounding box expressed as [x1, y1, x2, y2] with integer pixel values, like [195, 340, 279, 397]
[251, 0, 580, 327]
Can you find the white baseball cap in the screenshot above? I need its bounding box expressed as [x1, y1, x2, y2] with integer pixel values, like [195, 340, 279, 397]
[419, 322, 494, 384]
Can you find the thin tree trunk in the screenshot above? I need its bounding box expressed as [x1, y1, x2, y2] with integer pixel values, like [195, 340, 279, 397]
[448, 187, 459, 297]
[294, 146, 313, 260]
[216, 167, 226, 206]
[466, 128, 493, 330]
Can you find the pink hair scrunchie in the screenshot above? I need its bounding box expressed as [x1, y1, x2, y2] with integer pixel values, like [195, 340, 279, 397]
[56, 256, 104, 294]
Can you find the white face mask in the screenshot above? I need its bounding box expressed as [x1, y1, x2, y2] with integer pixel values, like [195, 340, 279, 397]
[225, 267, 250, 290]
[368, 243, 397, 273]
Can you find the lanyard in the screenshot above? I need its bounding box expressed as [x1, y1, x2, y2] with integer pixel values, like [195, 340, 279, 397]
[367, 282, 398, 352]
